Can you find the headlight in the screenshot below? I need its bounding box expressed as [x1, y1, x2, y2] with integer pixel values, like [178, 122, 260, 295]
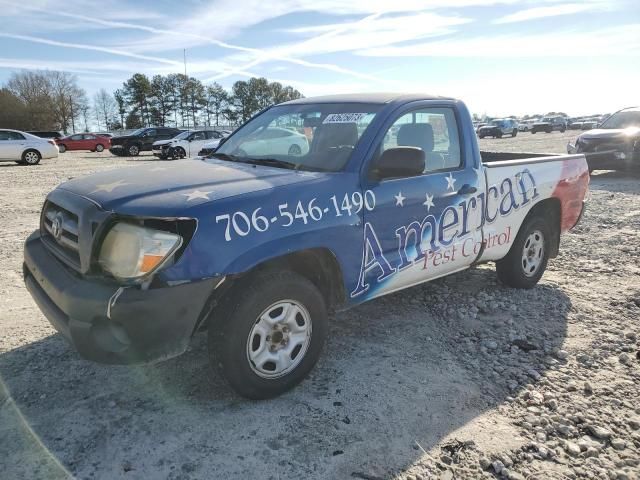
[98, 222, 182, 280]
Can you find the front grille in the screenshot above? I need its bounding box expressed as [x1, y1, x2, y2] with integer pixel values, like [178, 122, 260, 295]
[41, 201, 81, 269]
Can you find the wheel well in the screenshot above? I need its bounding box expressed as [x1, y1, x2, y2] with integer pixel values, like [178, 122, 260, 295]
[248, 249, 345, 309]
[22, 148, 41, 158]
[524, 198, 561, 258]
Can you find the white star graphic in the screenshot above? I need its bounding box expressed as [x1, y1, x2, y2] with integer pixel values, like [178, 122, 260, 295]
[423, 193, 435, 211]
[394, 192, 405, 207]
[90, 179, 130, 194]
[182, 189, 213, 202]
[445, 173, 456, 191]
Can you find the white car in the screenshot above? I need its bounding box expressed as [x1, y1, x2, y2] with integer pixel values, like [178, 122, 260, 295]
[151, 129, 227, 159]
[0, 129, 59, 165]
[237, 127, 309, 157]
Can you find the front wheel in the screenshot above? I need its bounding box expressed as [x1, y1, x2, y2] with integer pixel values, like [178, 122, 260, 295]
[95, 144, 104, 152]
[58, 144, 67, 153]
[127, 144, 140, 156]
[496, 216, 550, 289]
[512, 129, 517, 137]
[209, 271, 328, 399]
[496, 132, 503, 139]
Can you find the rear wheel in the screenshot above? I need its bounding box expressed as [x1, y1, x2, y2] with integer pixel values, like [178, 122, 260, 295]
[95, 144, 104, 152]
[531, 130, 537, 134]
[496, 132, 503, 139]
[208, 270, 328, 399]
[496, 216, 550, 289]
[512, 129, 517, 137]
[22, 150, 41, 165]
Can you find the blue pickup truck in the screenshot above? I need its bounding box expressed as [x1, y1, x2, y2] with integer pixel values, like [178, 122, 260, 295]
[24, 93, 589, 399]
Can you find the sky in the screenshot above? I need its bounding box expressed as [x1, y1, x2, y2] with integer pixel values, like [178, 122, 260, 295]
[0, 0, 638, 117]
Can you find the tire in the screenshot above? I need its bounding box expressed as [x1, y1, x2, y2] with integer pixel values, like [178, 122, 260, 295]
[288, 144, 302, 156]
[95, 144, 104, 152]
[512, 129, 517, 137]
[496, 132, 503, 139]
[479, 134, 485, 139]
[545, 128, 552, 134]
[531, 130, 536, 134]
[208, 270, 328, 399]
[175, 147, 186, 159]
[58, 144, 66, 153]
[496, 216, 551, 289]
[22, 150, 41, 165]
[560, 127, 566, 133]
[127, 144, 140, 156]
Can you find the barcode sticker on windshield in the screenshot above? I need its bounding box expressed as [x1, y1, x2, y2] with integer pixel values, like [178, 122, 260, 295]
[323, 113, 367, 124]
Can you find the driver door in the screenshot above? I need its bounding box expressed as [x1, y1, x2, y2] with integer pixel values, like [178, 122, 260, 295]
[352, 106, 483, 301]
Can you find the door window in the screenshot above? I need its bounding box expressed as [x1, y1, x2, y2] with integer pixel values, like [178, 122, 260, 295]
[70, 134, 83, 141]
[189, 131, 206, 141]
[378, 107, 461, 174]
[84, 134, 96, 140]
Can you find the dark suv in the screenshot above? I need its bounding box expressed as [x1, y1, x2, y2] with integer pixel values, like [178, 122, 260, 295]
[109, 127, 181, 156]
[531, 116, 567, 134]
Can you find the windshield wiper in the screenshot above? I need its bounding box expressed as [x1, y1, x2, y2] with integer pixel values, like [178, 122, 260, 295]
[240, 157, 299, 170]
[207, 152, 241, 162]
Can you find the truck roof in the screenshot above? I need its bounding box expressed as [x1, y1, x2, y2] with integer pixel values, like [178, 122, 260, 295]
[281, 92, 455, 105]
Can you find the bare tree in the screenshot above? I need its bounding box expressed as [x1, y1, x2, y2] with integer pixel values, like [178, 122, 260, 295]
[93, 88, 116, 131]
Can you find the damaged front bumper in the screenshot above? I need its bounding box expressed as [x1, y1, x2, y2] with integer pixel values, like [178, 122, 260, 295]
[24, 231, 221, 364]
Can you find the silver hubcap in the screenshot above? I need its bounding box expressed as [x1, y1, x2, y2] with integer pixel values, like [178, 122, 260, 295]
[96, 145, 103, 152]
[522, 230, 544, 277]
[129, 146, 138, 155]
[25, 152, 38, 164]
[246, 300, 312, 379]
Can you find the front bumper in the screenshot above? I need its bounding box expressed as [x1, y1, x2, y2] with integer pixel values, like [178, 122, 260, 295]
[109, 145, 124, 155]
[24, 231, 220, 364]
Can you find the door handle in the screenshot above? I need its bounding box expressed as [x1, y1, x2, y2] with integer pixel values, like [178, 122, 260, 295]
[458, 184, 477, 195]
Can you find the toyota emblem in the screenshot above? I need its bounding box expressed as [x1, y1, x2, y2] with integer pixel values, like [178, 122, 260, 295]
[51, 215, 63, 240]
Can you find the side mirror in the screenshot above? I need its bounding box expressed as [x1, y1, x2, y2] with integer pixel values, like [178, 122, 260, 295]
[371, 147, 425, 180]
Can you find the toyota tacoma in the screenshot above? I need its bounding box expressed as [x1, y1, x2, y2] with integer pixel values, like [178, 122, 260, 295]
[24, 93, 589, 399]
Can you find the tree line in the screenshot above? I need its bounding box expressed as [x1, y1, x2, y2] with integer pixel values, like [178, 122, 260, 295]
[0, 70, 303, 133]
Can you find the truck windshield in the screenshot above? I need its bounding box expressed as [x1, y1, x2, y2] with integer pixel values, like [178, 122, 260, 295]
[214, 103, 382, 172]
[600, 110, 640, 129]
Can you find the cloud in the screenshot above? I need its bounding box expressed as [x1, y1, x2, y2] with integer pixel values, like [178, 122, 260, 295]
[205, 11, 471, 82]
[493, 2, 610, 24]
[0, 33, 183, 66]
[357, 24, 640, 57]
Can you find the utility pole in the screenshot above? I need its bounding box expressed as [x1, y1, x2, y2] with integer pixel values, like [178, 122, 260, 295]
[69, 95, 75, 134]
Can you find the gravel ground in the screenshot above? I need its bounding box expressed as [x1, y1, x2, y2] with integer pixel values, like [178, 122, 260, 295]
[1, 132, 638, 480]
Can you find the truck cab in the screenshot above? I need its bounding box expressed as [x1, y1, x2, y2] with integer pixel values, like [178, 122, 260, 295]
[24, 93, 589, 399]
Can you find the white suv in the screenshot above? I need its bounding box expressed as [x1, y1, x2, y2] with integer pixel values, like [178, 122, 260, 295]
[0, 129, 59, 165]
[152, 129, 227, 159]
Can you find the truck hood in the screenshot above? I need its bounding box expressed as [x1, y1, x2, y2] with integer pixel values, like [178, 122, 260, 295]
[57, 159, 324, 214]
[579, 127, 640, 141]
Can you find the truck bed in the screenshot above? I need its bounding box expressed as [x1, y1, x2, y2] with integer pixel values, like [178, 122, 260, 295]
[480, 151, 562, 164]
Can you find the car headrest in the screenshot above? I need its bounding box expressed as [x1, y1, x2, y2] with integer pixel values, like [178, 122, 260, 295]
[311, 123, 359, 152]
[397, 123, 434, 152]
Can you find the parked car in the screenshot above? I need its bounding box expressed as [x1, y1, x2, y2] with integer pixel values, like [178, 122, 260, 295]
[568, 120, 583, 130]
[0, 129, 58, 165]
[518, 121, 534, 132]
[581, 120, 598, 130]
[234, 126, 310, 157]
[197, 139, 224, 158]
[23, 93, 589, 399]
[478, 118, 518, 138]
[56, 133, 111, 153]
[27, 131, 62, 140]
[531, 116, 567, 134]
[475, 122, 487, 133]
[568, 106, 640, 172]
[152, 129, 227, 159]
[109, 127, 181, 156]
